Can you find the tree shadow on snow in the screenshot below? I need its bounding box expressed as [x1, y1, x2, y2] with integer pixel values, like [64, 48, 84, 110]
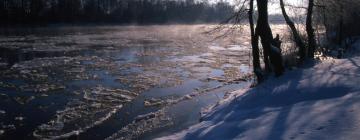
[183, 59, 360, 140]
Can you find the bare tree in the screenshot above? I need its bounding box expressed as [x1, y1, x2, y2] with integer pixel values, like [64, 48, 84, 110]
[306, 0, 316, 58]
[279, 0, 306, 62]
[256, 0, 271, 72]
[317, 0, 360, 46]
[248, 0, 263, 82]
[256, 0, 284, 76]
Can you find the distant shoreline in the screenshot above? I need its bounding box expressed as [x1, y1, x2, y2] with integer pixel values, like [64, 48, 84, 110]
[0, 14, 296, 28]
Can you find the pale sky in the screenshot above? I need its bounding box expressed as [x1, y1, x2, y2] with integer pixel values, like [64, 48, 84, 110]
[268, 0, 306, 14]
[209, 0, 306, 15]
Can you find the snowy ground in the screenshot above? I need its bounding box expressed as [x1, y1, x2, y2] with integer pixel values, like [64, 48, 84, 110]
[158, 50, 360, 139]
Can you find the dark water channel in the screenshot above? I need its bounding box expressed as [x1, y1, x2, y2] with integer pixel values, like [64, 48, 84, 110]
[0, 25, 252, 140]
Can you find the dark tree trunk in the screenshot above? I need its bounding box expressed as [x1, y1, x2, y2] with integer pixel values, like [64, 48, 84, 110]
[337, 3, 344, 58]
[256, 0, 284, 76]
[279, 0, 306, 62]
[248, 0, 263, 82]
[256, 0, 272, 72]
[338, 3, 344, 46]
[306, 0, 316, 58]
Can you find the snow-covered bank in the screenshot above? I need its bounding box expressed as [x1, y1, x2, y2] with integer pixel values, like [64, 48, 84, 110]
[157, 55, 360, 140]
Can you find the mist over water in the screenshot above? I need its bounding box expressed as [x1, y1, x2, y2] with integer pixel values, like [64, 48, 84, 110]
[0, 25, 258, 139]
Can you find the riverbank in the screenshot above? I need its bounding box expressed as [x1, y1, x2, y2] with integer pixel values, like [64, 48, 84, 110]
[158, 42, 360, 140]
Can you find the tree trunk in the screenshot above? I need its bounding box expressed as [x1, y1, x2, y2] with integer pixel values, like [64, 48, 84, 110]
[256, 0, 284, 76]
[279, 0, 306, 62]
[248, 0, 263, 82]
[256, 0, 272, 72]
[306, 0, 316, 58]
[338, 2, 344, 46]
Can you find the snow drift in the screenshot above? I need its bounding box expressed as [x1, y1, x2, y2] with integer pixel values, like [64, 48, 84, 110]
[157, 54, 360, 140]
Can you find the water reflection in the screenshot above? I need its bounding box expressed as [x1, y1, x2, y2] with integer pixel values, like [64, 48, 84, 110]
[0, 25, 252, 139]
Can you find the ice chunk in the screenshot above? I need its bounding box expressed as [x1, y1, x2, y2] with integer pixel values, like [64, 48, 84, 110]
[134, 112, 156, 122]
[2, 125, 15, 130]
[13, 96, 35, 105]
[33, 86, 136, 139]
[106, 109, 172, 140]
[14, 116, 25, 121]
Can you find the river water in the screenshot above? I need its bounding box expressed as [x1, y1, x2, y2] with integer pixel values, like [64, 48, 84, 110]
[0, 25, 254, 140]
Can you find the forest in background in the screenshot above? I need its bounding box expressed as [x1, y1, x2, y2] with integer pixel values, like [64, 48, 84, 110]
[0, 0, 235, 24]
[219, 0, 360, 82]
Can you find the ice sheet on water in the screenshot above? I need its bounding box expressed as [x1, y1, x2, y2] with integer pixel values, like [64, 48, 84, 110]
[0, 62, 7, 69]
[1, 124, 15, 131]
[143, 73, 253, 108]
[106, 109, 172, 140]
[0, 25, 257, 139]
[115, 68, 184, 93]
[20, 83, 65, 93]
[13, 96, 35, 105]
[33, 86, 137, 139]
[0, 93, 9, 100]
[11, 57, 77, 70]
[0, 55, 118, 96]
[14, 116, 25, 121]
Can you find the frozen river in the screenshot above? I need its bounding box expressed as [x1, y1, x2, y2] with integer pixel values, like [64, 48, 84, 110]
[0, 25, 253, 139]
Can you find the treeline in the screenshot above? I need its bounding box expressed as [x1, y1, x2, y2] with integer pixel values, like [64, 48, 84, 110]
[317, 0, 360, 43]
[0, 0, 234, 24]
